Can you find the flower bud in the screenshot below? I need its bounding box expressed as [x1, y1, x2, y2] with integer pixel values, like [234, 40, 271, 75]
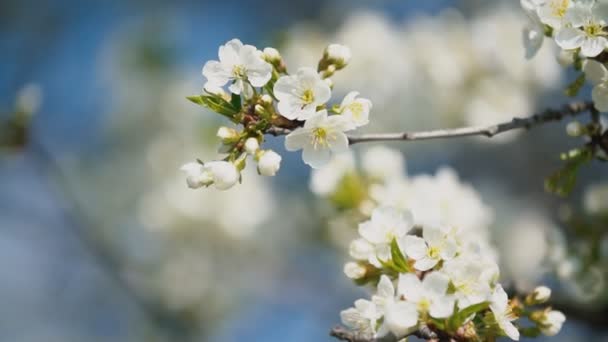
[325, 44, 351, 68]
[254, 104, 266, 116]
[566, 121, 583, 137]
[217, 127, 239, 142]
[529, 286, 551, 304]
[343, 262, 366, 279]
[257, 150, 282, 176]
[260, 94, 273, 106]
[180, 162, 213, 189]
[206, 161, 240, 190]
[539, 310, 566, 336]
[244, 137, 260, 155]
[263, 47, 281, 63]
[324, 78, 334, 88]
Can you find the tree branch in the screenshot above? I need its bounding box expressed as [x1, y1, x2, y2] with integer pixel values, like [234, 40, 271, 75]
[330, 325, 443, 342]
[267, 101, 595, 145]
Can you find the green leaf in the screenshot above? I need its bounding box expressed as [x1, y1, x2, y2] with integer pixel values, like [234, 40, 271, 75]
[564, 73, 586, 97]
[545, 147, 593, 196]
[448, 302, 489, 332]
[390, 239, 411, 273]
[520, 327, 541, 338]
[230, 93, 241, 110]
[186, 95, 204, 105]
[186, 95, 240, 118]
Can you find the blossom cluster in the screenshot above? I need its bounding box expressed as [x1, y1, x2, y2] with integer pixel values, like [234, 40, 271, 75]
[280, 5, 562, 144]
[181, 39, 372, 190]
[305, 147, 566, 340]
[341, 205, 565, 340]
[522, 0, 608, 111]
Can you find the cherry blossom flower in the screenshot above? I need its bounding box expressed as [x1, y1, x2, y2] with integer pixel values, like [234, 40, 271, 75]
[202, 39, 272, 97]
[490, 284, 520, 341]
[400, 225, 458, 271]
[274, 67, 331, 120]
[284, 109, 354, 168]
[339, 91, 372, 127]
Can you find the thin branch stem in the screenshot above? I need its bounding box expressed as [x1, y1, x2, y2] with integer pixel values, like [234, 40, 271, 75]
[268, 101, 594, 145]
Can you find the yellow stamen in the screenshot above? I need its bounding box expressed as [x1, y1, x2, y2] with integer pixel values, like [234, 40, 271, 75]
[301, 89, 315, 105]
[232, 65, 246, 78]
[550, 0, 570, 18]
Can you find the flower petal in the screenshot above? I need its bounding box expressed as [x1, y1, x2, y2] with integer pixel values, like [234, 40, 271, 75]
[400, 235, 427, 260]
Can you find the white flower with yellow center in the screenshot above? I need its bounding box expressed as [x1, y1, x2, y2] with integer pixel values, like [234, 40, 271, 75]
[350, 206, 414, 267]
[284, 109, 354, 168]
[400, 225, 458, 271]
[339, 91, 372, 127]
[537, 0, 572, 29]
[397, 273, 456, 320]
[555, 2, 608, 57]
[202, 39, 272, 97]
[274, 67, 331, 121]
[490, 284, 520, 341]
[442, 256, 495, 309]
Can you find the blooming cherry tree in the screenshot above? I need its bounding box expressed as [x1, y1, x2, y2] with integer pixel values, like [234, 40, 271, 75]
[172, 1, 608, 333]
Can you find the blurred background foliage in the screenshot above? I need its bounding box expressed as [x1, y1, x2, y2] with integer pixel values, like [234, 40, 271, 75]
[0, 0, 607, 341]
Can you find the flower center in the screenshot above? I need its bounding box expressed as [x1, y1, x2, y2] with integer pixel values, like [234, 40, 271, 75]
[427, 246, 440, 259]
[584, 22, 604, 37]
[550, 0, 569, 18]
[232, 65, 246, 78]
[311, 127, 330, 149]
[417, 298, 431, 313]
[348, 102, 364, 119]
[301, 88, 315, 105]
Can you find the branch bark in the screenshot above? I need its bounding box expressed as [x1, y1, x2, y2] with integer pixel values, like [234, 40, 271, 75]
[330, 325, 445, 342]
[267, 101, 595, 145]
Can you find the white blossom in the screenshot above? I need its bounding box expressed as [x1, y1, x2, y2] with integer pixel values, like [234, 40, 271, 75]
[350, 206, 414, 267]
[257, 150, 282, 176]
[400, 226, 458, 271]
[202, 39, 272, 96]
[284, 110, 354, 168]
[537, 0, 573, 30]
[339, 91, 372, 127]
[555, 2, 608, 57]
[344, 262, 367, 279]
[583, 59, 608, 111]
[490, 284, 520, 341]
[397, 273, 456, 319]
[539, 310, 566, 336]
[442, 256, 495, 309]
[340, 299, 382, 338]
[325, 43, 352, 67]
[180, 161, 239, 190]
[262, 47, 281, 63]
[217, 126, 239, 141]
[532, 286, 552, 303]
[244, 137, 260, 154]
[274, 67, 331, 120]
[373, 275, 418, 338]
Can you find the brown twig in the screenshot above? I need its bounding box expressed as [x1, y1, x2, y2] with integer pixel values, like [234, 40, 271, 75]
[267, 101, 594, 145]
